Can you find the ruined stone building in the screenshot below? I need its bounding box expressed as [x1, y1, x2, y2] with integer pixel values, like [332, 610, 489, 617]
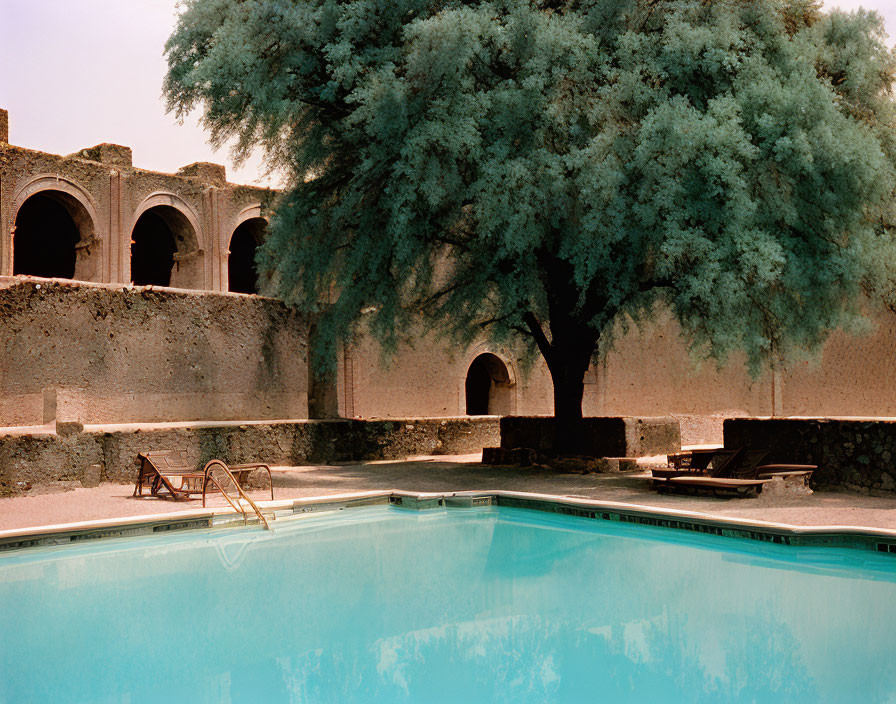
[3, 105, 896, 452]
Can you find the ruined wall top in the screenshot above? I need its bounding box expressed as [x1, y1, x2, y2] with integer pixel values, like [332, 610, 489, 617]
[0, 108, 261, 192]
[72, 143, 133, 169]
[0, 108, 277, 291]
[177, 161, 227, 185]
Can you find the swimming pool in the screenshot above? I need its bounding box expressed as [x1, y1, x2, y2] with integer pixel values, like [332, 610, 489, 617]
[2, 501, 895, 703]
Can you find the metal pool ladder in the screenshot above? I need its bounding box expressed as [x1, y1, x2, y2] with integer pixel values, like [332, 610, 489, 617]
[203, 460, 271, 530]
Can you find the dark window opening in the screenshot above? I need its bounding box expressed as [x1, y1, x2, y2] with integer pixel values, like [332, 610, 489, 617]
[228, 219, 266, 294]
[131, 210, 178, 286]
[13, 194, 81, 279]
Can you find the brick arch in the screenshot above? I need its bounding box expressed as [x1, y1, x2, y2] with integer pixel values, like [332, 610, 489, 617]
[224, 204, 269, 294]
[227, 204, 269, 252]
[9, 175, 105, 281]
[130, 192, 204, 253]
[130, 192, 206, 289]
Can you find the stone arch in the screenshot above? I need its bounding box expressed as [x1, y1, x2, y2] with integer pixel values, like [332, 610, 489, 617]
[464, 351, 516, 416]
[10, 176, 103, 281]
[226, 205, 268, 294]
[130, 193, 204, 288]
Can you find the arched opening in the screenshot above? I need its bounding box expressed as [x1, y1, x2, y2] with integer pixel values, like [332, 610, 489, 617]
[131, 205, 200, 288]
[228, 217, 267, 294]
[13, 191, 95, 280]
[465, 353, 513, 416]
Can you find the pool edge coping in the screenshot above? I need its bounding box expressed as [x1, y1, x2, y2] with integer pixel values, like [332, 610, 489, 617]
[3, 489, 896, 554]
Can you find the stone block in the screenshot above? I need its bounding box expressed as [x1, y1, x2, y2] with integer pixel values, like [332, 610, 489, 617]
[56, 421, 83, 437]
[81, 463, 102, 488]
[499, 416, 680, 458]
[0, 108, 7, 144]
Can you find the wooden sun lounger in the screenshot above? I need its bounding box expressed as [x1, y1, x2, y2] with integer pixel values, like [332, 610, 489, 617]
[134, 451, 274, 503]
[653, 448, 817, 496]
[655, 476, 771, 497]
[652, 448, 741, 481]
[133, 450, 205, 501]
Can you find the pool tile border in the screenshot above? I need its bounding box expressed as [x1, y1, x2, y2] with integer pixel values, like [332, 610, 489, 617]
[2, 489, 896, 555]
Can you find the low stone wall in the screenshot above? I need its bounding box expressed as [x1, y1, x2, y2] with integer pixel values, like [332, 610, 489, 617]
[0, 417, 500, 488]
[723, 418, 896, 491]
[499, 416, 681, 457]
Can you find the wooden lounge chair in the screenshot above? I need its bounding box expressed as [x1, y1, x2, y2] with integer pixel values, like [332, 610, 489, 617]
[654, 448, 817, 497]
[652, 448, 741, 481]
[134, 451, 274, 503]
[657, 447, 815, 479]
[133, 450, 206, 501]
[655, 475, 771, 497]
[722, 449, 817, 483]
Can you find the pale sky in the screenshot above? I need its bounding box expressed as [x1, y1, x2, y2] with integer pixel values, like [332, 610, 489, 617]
[0, 0, 893, 187]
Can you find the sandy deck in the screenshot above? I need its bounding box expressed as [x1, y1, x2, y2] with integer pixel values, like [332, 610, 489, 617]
[3, 453, 896, 533]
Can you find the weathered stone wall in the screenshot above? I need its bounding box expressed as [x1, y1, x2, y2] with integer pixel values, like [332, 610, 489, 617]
[344, 313, 772, 445]
[0, 417, 499, 488]
[780, 311, 896, 417]
[345, 303, 896, 446]
[342, 328, 553, 418]
[724, 418, 896, 491]
[0, 279, 308, 427]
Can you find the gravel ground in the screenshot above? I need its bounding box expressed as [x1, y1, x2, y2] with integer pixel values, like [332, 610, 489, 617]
[3, 453, 896, 532]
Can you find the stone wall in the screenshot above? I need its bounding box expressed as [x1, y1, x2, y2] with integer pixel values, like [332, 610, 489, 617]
[343, 313, 773, 445]
[0, 417, 500, 488]
[724, 418, 896, 491]
[345, 302, 896, 446]
[0, 279, 308, 427]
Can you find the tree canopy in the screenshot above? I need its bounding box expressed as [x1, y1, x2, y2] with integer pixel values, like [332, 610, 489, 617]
[166, 0, 896, 434]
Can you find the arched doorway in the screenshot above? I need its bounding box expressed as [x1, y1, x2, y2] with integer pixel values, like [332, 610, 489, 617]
[465, 353, 514, 416]
[228, 217, 267, 294]
[13, 191, 96, 280]
[130, 205, 200, 288]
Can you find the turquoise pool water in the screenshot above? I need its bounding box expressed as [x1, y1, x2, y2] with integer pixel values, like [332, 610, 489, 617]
[2, 505, 896, 703]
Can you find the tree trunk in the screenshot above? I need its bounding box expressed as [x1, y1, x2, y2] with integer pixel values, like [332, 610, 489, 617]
[548, 345, 593, 455]
[524, 310, 598, 455]
[521, 250, 603, 454]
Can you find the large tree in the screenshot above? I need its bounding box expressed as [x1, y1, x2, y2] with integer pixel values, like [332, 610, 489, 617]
[166, 0, 896, 450]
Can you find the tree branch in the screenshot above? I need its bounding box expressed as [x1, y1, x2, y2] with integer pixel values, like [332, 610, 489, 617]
[523, 311, 554, 368]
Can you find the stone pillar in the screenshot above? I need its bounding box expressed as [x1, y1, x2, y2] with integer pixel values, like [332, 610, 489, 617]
[204, 187, 222, 292]
[107, 170, 124, 283]
[0, 164, 10, 277]
[0, 114, 8, 275]
[0, 169, 7, 277]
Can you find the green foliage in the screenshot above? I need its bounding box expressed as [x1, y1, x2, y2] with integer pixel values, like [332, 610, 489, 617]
[166, 0, 896, 380]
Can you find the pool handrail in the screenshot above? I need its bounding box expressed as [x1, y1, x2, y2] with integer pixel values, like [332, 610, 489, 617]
[202, 460, 270, 530]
